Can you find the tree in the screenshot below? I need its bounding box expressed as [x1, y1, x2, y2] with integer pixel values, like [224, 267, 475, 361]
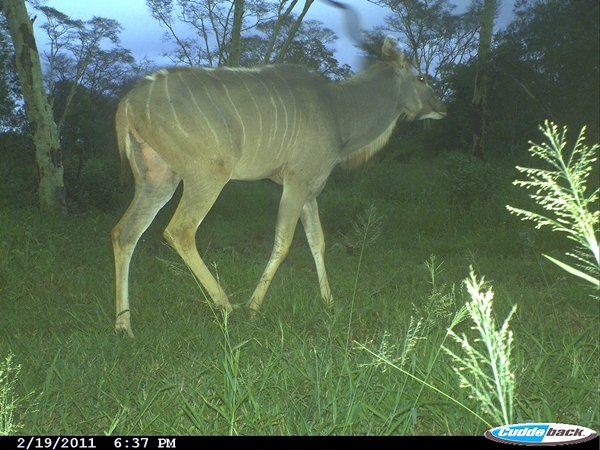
[471, 0, 496, 159]
[242, 17, 352, 79]
[146, 0, 332, 69]
[228, 0, 245, 66]
[1, 0, 64, 210]
[494, 0, 599, 141]
[439, 0, 599, 157]
[261, 0, 314, 64]
[271, 0, 314, 63]
[28, 4, 143, 209]
[147, 0, 275, 67]
[34, 5, 136, 136]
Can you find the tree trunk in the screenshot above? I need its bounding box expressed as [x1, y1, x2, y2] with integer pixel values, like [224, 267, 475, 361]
[2, 0, 65, 210]
[228, 0, 244, 67]
[262, 0, 299, 64]
[275, 0, 315, 63]
[472, 0, 496, 160]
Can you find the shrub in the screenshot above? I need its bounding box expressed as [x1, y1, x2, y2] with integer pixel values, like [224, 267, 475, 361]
[437, 151, 508, 208]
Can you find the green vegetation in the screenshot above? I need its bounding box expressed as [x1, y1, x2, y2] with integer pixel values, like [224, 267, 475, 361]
[0, 353, 21, 435]
[0, 153, 597, 435]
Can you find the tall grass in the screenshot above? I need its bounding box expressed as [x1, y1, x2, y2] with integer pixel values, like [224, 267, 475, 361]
[443, 270, 516, 426]
[356, 262, 518, 430]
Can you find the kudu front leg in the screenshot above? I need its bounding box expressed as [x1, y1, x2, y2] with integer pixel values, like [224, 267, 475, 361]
[300, 198, 333, 306]
[247, 184, 308, 318]
[163, 179, 233, 313]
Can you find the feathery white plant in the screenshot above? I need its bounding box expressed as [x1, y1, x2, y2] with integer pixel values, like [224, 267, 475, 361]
[443, 269, 516, 426]
[507, 121, 599, 288]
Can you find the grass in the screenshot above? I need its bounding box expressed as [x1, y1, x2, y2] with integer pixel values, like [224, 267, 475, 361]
[443, 269, 516, 426]
[0, 153, 598, 435]
[0, 353, 21, 435]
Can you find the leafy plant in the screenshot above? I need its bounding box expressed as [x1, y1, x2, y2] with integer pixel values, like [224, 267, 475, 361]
[507, 121, 599, 288]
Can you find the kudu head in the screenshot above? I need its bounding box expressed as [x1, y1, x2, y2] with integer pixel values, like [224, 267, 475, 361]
[380, 37, 447, 121]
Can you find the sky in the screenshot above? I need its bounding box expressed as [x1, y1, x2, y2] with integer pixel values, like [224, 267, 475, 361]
[31, 0, 517, 70]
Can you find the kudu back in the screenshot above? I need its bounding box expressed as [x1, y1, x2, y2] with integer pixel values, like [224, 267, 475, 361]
[112, 37, 446, 337]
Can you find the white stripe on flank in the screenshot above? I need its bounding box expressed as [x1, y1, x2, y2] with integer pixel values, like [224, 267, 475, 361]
[146, 78, 155, 126]
[123, 99, 133, 161]
[275, 72, 300, 153]
[269, 79, 289, 160]
[220, 81, 246, 149]
[220, 66, 265, 73]
[232, 71, 264, 160]
[178, 72, 220, 147]
[247, 72, 280, 150]
[195, 71, 234, 150]
[144, 68, 168, 81]
[234, 71, 263, 166]
[269, 93, 278, 149]
[163, 73, 189, 137]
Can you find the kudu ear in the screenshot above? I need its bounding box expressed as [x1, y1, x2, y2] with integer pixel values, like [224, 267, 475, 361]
[382, 36, 410, 70]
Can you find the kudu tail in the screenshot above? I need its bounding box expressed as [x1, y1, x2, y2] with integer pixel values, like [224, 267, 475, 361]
[115, 99, 134, 183]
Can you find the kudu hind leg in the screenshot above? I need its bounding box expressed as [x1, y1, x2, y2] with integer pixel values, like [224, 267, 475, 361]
[300, 198, 333, 306]
[112, 182, 178, 337]
[163, 179, 232, 312]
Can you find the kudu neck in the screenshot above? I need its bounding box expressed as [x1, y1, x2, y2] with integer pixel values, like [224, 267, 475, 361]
[332, 64, 402, 156]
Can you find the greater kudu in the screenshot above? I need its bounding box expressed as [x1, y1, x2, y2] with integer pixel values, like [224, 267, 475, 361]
[112, 36, 446, 337]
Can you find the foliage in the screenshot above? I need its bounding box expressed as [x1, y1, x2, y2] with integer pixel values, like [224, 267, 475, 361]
[0, 126, 122, 212]
[0, 131, 36, 209]
[492, 0, 599, 141]
[63, 153, 124, 212]
[146, 0, 351, 79]
[146, 0, 276, 67]
[0, 14, 24, 131]
[242, 17, 352, 80]
[507, 121, 600, 288]
[443, 269, 516, 426]
[7, 3, 145, 211]
[51, 81, 119, 157]
[33, 4, 138, 131]
[438, 0, 599, 157]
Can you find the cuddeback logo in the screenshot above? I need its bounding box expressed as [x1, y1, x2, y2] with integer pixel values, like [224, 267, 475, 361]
[485, 423, 598, 445]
